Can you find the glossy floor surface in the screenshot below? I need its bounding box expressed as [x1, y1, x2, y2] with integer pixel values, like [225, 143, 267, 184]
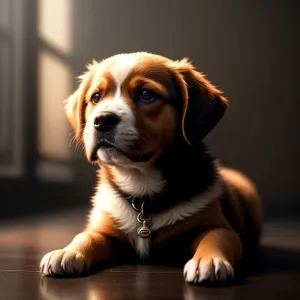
[0, 209, 299, 300]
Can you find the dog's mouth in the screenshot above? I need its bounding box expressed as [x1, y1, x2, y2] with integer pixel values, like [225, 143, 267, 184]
[94, 141, 153, 163]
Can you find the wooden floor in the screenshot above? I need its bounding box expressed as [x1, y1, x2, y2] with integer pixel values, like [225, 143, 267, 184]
[0, 209, 299, 300]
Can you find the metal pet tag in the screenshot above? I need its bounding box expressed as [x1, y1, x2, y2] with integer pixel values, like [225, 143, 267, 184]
[137, 221, 151, 238]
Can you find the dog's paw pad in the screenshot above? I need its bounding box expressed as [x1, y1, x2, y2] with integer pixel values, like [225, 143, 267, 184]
[40, 250, 86, 277]
[183, 257, 234, 284]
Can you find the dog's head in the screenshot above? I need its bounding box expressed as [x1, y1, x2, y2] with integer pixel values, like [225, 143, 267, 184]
[65, 52, 227, 166]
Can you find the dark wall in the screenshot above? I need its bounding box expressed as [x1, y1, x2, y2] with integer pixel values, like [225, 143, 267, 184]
[1, 0, 298, 219]
[71, 0, 300, 217]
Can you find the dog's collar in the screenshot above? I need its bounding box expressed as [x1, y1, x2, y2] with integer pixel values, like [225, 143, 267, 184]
[110, 180, 159, 238]
[110, 180, 163, 213]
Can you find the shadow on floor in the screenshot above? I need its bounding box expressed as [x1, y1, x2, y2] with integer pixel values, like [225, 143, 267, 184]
[237, 245, 300, 280]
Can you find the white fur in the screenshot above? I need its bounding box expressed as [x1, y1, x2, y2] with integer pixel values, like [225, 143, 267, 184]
[90, 182, 150, 258]
[90, 169, 222, 258]
[184, 257, 234, 283]
[40, 250, 85, 276]
[109, 53, 137, 87]
[112, 165, 166, 196]
[91, 182, 137, 233]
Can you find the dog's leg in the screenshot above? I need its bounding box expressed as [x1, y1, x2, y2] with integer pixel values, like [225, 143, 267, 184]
[184, 227, 242, 284]
[40, 231, 113, 276]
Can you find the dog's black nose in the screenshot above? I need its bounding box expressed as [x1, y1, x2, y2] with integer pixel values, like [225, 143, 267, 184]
[94, 112, 120, 132]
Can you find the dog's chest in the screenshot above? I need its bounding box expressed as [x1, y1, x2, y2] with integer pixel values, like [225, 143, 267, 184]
[93, 178, 222, 258]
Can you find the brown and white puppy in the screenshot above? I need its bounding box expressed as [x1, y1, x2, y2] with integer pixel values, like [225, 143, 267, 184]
[40, 52, 262, 284]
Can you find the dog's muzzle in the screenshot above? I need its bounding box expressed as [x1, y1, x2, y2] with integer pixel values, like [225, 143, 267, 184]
[92, 111, 153, 163]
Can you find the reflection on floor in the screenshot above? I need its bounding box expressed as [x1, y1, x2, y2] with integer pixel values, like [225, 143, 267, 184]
[0, 209, 299, 300]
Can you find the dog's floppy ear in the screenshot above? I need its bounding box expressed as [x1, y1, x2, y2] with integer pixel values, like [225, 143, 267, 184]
[64, 89, 83, 140]
[169, 58, 228, 145]
[64, 67, 95, 140]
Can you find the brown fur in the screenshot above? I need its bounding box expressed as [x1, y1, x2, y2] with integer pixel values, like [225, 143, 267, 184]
[41, 52, 262, 284]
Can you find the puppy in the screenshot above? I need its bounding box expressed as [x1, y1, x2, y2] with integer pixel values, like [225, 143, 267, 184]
[40, 52, 262, 284]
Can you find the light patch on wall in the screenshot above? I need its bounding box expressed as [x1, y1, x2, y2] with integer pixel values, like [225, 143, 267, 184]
[38, 50, 72, 161]
[0, 0, 11, 30]
[38, 0, 72, 54]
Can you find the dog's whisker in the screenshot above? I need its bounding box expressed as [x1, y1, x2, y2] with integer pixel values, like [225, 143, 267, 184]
[137, 129, 153, 144]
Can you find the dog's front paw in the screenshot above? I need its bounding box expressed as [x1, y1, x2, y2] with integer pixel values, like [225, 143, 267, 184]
[40, 250, 86, 277]
[183, 257, 234, 284]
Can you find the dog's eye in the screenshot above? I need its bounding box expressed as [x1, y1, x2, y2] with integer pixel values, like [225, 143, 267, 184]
[139, 89, 157, 103]
[91, 92, 101, 104]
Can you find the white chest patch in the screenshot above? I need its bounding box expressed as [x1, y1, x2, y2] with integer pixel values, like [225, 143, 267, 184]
[90, 177, 223, 258]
